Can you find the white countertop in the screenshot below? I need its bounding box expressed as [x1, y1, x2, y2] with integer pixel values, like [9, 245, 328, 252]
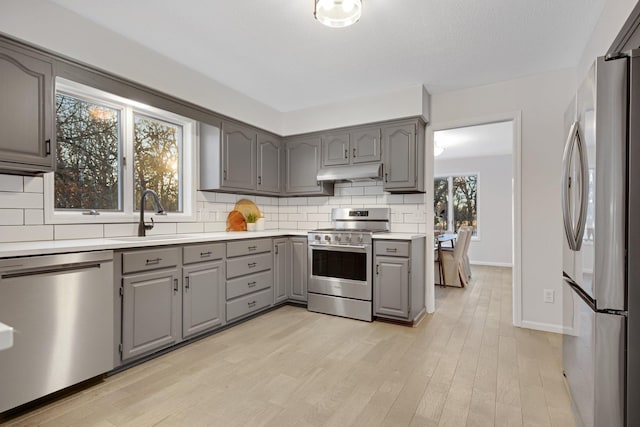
[0, 230, 425, 258]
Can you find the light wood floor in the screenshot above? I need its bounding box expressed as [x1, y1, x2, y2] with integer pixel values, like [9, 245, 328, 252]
[2, 266, 574, 427]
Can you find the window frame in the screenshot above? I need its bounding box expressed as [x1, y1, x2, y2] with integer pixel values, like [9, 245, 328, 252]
[434, 172, 480, 240]
[44, 78, 197, 224]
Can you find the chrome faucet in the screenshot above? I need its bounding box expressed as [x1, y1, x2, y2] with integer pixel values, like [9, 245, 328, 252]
[138, 189, 166, 236]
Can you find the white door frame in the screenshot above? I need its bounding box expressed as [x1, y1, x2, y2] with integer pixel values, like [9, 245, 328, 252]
[424, 111, 523, 327]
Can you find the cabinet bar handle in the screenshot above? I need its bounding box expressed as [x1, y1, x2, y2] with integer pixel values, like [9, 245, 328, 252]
[248, 301, 257, 308]
[173, 278, 179, 293]
[353, 148, 356, 158]
[344, 149, 348, 159]
[376, 264, 380, 275]
[248, 281, 257, 288]
[200, 251, 212, 257]
[258, 176, 262, 185]
[384, 172, 389, 183]
[248, 262, 257, 268]
[386, 248, 398, 252]
[45, 139, 51, 155]
[185, 276, 190, 290]
[223, 170, 227, 180]
[248, 245, 257, 251]
[146, 258, 162, 265]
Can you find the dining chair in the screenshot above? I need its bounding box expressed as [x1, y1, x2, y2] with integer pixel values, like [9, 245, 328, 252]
[434, 226, 471, 287]
[459, 225, 473, 280]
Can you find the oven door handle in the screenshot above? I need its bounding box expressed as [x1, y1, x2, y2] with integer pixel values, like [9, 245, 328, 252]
[309, 243, 368, 251]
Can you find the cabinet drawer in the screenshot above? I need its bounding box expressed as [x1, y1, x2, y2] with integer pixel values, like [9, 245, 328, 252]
[226, 288, 273, 322]
[227, 270, 272, 300]
[375, 241, 410, 257]
[226, 252, 272, 279]
[122, 248, 180, 274]
[183, 243, 225, 264]
[226, 238, 271, 258]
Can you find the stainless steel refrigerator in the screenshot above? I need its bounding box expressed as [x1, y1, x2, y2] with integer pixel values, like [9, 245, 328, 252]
[562, 50, 640, 427]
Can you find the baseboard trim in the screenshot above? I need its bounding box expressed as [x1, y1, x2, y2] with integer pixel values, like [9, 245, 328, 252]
[520, 320, 569, 334]
[470, 261, 513, 267]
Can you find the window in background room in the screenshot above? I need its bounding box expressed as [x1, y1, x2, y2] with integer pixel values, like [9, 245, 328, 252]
[434, 174, 478, 235]
[47, 79, 195, 224]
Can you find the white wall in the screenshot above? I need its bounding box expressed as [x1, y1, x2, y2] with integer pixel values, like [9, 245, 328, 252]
[430, 68, 575, 332]
[434, 155, 512, 266]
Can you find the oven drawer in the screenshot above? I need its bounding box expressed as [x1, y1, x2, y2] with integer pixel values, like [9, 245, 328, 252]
[226, 288, 273, 322]
[227, 270, 272, 300]
[375, 241, 409, 257]
[226, 252, 272, 279]
[122, 247, 180, 274]
[227, 238, 271, 258]
[183, 243, 225, 264]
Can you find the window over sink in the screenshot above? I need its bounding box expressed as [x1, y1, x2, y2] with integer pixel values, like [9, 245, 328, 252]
[44, 79, 196, 224]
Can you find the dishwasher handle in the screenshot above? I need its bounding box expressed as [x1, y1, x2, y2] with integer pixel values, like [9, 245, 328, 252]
[0, 251, 113, 277]
[1, 262, 103, 280]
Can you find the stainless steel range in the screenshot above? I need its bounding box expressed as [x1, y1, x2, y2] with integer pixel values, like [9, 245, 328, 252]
[307, 207, 390, 321]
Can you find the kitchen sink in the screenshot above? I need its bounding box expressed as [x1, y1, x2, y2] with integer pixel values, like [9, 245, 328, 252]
[110, 234, 201, 242]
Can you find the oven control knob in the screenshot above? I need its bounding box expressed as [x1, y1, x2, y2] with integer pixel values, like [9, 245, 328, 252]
[314, 235, 321, 241]
[335, 235, 341, 242]
[345, 234, 352, 242]
[358, 235, 364, 243]
[324, 235, 331, 242]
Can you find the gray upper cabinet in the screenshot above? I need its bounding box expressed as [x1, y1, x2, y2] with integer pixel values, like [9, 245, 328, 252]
[222, 121, 256, 191]
[321, 127, 381, 167]
[382, 120, 425, 193]
[321, 132, 350, 166]
[351, 126, 382, 164]
[0, 42, 54, 174]
[257, 133, 281, 194]
[285, 136, 333, 196]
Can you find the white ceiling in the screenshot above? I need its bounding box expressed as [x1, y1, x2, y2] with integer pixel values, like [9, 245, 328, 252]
[50, 0, 606, 112]
[434, 121, 513, 160]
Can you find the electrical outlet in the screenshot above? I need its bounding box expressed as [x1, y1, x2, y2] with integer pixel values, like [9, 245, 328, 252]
[544, 289, 555, 303]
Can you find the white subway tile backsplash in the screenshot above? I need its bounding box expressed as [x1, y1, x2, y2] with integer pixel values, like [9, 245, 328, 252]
[298, 205, 319, 214]
[338, 186, 364, 196]
[351, 196, 376, 205]
[404, 193, 426, 204]
[330, 196, 352, 205]
[24, 209, 44, 225]
[204, 222, 226, 232]
[364, 186, 384, 196]
[306, 197, 329, 206]
[177, 222, 205, 234]
[215, 193, 237, 203]
[297, 221, 318, 230]
[0, 209, 23, 225]
[103, 223, 138, 237]
[307, 213, 330, 222]
[391, 223, 419, 233]
[404, 212, 426, 223]
[146, 222, 178, 236]
[279, 206, 297, 214]
[23, 176, 44, 193]
[55, 224, 104, 240]
[0, 192, 43, 209]
[0, 175, 23, 192]
[287, 213, 307, 221]
[0, 225, 53, 242]
[376, 194, 404, 204]
[197, 191, 217, 203]
[278, 221, 297, 229]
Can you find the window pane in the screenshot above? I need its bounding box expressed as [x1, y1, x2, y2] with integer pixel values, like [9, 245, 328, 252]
[452, 175, 477, 234]
[434, 177, 449, 231]
[55, 93, 120, 210]
[134, 114, 182, 212]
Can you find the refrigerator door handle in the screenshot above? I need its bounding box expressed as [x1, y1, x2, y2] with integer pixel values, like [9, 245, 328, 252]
[574, 122, 589, 251]
[562, 121, 579, 250]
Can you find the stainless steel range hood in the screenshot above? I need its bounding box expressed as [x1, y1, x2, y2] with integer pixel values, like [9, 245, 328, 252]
[316, 163, 383, 182]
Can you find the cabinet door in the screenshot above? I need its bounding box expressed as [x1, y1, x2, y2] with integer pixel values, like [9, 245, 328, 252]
[374, 256, 409, 319]
[183, 260, 225, 339]
[321, 132, 350, 166]
[289, 237, 308, 301]
[122, 268, 180, 361]
[221, 121, 256, 190]
[382, 123, 416, 190]
[257, 133, 281, 194]
[351, 126, 381, 164]
[0, 43, 54, 172]
[285, 136, 323, 194]
[273, 238, 289, 304]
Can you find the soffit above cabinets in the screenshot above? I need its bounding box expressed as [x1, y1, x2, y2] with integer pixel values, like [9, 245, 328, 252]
[50, 0, 607, 112]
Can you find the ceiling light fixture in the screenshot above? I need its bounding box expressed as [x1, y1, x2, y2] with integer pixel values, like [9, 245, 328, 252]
[314, 0, 362, 28]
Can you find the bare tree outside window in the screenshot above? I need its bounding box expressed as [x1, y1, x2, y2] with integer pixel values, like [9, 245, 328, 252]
[453, 175, 478, 234]
[55, 93, 120, 210]
[134, 114, 182, 212]
[434, 177, 448, 230]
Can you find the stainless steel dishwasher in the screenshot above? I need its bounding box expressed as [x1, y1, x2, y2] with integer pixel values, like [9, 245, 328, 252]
[0, 251, 114, 413]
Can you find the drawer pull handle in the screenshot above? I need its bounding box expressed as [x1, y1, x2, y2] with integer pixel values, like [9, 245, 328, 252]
[248, 301, 257, 308]
[146, 257, 162, 265]
[248, 246, 257, 251]
[173, 278, 179, 293]
[248, 262, 257, 268]
[353, 148, 356, 158]
[248, 281, 257, 288]
[200, 251, 212, 257]
[386, 248, 398, 252]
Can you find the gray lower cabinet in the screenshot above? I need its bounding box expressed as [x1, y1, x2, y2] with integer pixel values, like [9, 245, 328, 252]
[382, 120, 425, 193]
[121, 261, 181, 361]
[285, 136, 334, 196]
[0, 41, 54, 174]
[182, 243, 226, 339]
[226, 239, 274, 322]
[289, 237, 308, 302]
[273, 238, 289, 304]
[373, 238, 425, 322]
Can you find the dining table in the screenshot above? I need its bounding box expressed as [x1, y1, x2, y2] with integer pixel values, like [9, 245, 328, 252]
[435, 233, 457, 287]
